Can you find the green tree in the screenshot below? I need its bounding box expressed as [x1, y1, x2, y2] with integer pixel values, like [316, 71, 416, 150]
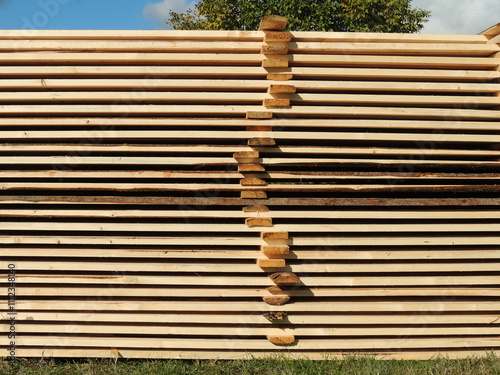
[169, 0, 430, 33]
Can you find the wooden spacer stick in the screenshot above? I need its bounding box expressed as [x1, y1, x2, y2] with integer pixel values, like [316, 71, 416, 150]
[248, 137, 276, 146]
[246, 218, 273, 227]
[241, 178, 267, 186]
[267, 73, 293, 81]
[269, 272, 301, 285]
[268, 84, 296, 94]
[259, 15, 288, 31]
[267, 335, 296, 345]
[243, 205, 270, 212]
[238, 164, 266, 172]
[233, 151, 259, 160]
[263, 311, 288, 322]
[262, 58, 289, 68]
[263, 295, 290, 306]
[262, 245, 290, 257]
[257, 258, 286, 268]
[262, 232, 289, 240]
[261, 44, 289, 55]
[246, 111, 273, 119]
[263, 98, 290, 108]
[241, 191, 268, 199]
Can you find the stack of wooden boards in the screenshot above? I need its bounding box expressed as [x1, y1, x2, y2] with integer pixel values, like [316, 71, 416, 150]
[1, 17, 500, 360]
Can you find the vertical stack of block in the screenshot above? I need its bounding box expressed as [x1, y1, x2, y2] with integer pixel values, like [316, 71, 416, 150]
[243, 16, 298, 347]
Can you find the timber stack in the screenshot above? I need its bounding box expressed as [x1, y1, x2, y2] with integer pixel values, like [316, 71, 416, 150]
[0, 18, 500, 360]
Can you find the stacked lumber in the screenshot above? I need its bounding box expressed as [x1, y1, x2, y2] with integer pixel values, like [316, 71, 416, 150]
[1, 17, 500, 360]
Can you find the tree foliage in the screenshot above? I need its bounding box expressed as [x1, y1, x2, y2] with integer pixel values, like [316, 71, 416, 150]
[169, 0, 431, 33]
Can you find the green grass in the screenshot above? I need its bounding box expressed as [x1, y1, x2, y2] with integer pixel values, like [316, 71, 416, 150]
[2, 354, 500, 375]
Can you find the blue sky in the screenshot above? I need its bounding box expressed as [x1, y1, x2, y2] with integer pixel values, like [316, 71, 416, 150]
[0, 0, 497, 34]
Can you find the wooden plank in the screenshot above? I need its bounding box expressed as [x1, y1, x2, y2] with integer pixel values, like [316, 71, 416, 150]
[6, 209, 499, 219]
[4, 260, 500, 273]
[289, 42, 499, 56]
[257, 259, 286, 268]
[0, 104, 498, 120]
[0, 40, 263, 52]
[0, 170, 499, 180]
[9, 336, 500, 350]
[0, 117, 498, 131]
[2, 248, 500, 260]
[264, 31, 292, 43]
[7, 348, 500, 360]
[1, 66, 497, 81]
[2, 130, 500, 143]
[1, 91, 498, 107]
[5, 274, 500, 287]
[9, 348, 500, 360]
[2, 156, 500, 166]
[0, 30, 265, 41]
[10, 300, 500, 312]
[10, 324, 500, 337]
[480, 23, 500, 38]
[292, 31, 488, 44]
[2, 53, 498, 69]
[3, 222, 500, 233]
[0, 30, 485, 44]
[10, 311, 500, 325]
[1, 235, 498, 246]
[290, 54, 500, 68]
[0, 79, 496, 93]
[14, 286, 500, 298]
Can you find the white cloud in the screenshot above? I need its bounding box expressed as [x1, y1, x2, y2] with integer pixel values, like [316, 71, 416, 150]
[412, 0, 499, 34]
[143, 0, 197, 29]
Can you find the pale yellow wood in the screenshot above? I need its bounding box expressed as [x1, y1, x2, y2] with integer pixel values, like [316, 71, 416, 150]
[5, 274, 500, 287]
[0, 235, 498, 247]
[0, 29, 485, 44]
[1, 209, 498, 220]
[0, 30, 264, 40]
[2, 248, 500, 260]
[1, 52, 498, 68]
[0, 66, 497, 81]
[291, 54, 500, 68]
[1, 130, 499, 143]
[2, 221, 500, 233]
[0, 79, 496, 93]
[480, 23, 500, 38]
[12, 286, 500, 299]
[292, 31, 488, 44]
[0, 104, 498, 120]
[290, 42, 499, 56]
[0, 170, 498, 180]
[0, 40, 263, 52]
[10, 336, 500, 350]
[8, 311, 500, 326]
[11, 324, 500, 337]
[1, 91, 498, 107]
[4, 260, 500, 273]
[12, 300, 500, 312]
[0, 117, 498, 131]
